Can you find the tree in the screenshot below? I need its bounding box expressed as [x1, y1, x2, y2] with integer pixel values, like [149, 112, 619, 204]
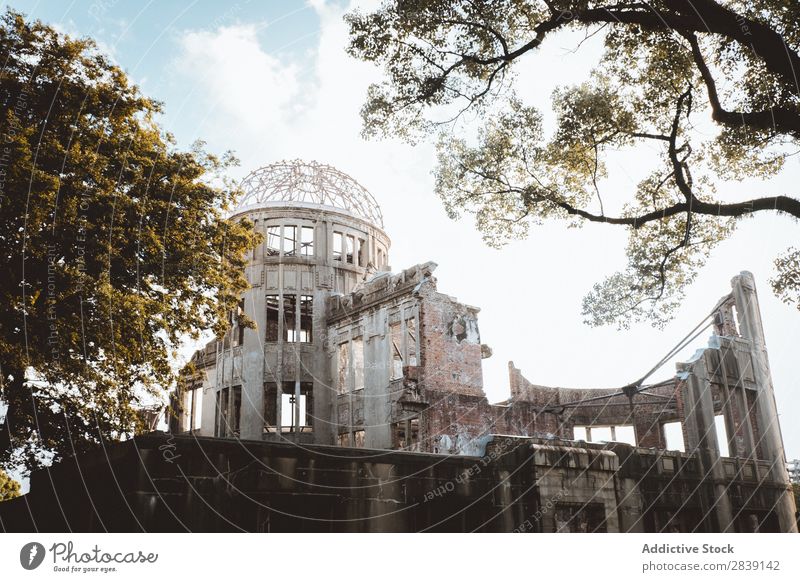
[0, 468, 21, 501]
[0, 10, 258, 470]
[346, 0, 800, 327]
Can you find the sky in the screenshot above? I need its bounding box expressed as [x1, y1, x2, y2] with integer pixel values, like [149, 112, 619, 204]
[3, 0, 799, 459]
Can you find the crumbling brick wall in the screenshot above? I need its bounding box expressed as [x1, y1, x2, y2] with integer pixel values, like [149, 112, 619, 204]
[506, 362, 679, 448]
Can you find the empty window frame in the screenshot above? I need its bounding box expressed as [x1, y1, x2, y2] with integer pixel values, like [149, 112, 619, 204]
[715, 415, 730, 457]
[215, 388, 228, 437]
[282, 225, 297, 257]
[299, 295, 313, 343]
[231, 385, 241, 437]
[338, 342, 350, 394]
[345, 235, 355, 264]
[613, 425, 636, 445]
[333, 232, 343, 261]
[573, 424, 635, 445]
[663, 421, 686, 452]
[266, 225, 281, 256]
[390, 321, 403, 380]
[300, 382, 313, 427]
[264, 382, 278, 428]
[283, 294, 297, 342]
[266, 295, 279, 342]
[406, 317, 417, 366]
[214, 386, 241, 437]
[280, 382, 313, 431]
[337, 433, 350, 447]
[352, 336, 364, 391]
[588, 426, 612, 442]
[300, 226, 314, 257]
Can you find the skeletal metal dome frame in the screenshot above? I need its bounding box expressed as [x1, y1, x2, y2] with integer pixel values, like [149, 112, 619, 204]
[237, 160, 384, 227]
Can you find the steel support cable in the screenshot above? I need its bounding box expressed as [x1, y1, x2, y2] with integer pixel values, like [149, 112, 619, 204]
[536, 303, 725, 415]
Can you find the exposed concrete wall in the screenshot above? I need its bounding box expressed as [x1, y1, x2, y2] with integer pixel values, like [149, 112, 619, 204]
[530, 444, 621, 532]
[2, 434, 793, 532]
[730, 272, 797, 532]
[326, 261, 488, 452]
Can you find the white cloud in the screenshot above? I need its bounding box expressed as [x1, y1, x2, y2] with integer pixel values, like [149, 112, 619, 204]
[174, 23, 303, 134]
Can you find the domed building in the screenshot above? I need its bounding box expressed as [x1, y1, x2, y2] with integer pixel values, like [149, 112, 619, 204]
[176, 160, 485, 450]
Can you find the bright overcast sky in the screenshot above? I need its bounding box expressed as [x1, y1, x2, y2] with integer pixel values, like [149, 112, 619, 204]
[5, 0, 799, 458]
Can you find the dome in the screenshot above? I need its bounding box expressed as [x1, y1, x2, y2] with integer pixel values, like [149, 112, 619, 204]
[236, 160, 384, 227]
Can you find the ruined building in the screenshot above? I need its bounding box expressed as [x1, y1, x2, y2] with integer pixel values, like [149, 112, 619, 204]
[161, 160, 796, 532]
[1, 160, 795, 532]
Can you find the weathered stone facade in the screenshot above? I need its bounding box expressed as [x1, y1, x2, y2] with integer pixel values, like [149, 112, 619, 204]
[0, 433, 792, 532]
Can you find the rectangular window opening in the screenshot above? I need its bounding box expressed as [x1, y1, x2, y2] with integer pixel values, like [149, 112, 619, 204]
[215, 387, 229, 437]
[264, 382, 277, 429]
[390, 321, 403, 380]
[663, 421, 686, 452]
[337, 342, 349, 394]
[715, 414, 730, 457]
[301, 382, 313, 428]
[279, 382, 313, 431]
[215, 386, 240, 438]
[283, 225, 297, 257]
[283, 294, 297, 342]
[281, 392, 301, 427]
[266, 225, 281, 256]
[299, 295, 313, 343]
[266, 295, 279, 342]
[352, 336, 364, 391]
[231, 386, 241, 437]
[572, 424, 635, 445]
[301, 226, 314, 257]
[589, 426, 612, 442]
[406, 317, 417, 367]
[346, 235, 355, 264]
[333, 232, 343, 261]
[613, 425, 636, 445]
